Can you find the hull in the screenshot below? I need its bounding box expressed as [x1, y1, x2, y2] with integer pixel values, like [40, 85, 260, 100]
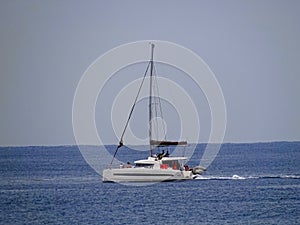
[102, 168, 193, 183]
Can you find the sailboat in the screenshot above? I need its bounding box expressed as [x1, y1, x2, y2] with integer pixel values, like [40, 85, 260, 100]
[102, 44, 206, 182]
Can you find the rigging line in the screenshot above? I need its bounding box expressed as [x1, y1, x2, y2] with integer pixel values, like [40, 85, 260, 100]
[149, 51, 159, 145]
[153, 67, 161, 141]
[153, 64, 167, 140]
[151, 64, 160, 142]
[110, 61, 151, 167]
[155, 75, 162, 140]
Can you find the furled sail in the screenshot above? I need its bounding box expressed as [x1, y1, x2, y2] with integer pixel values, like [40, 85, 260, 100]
[150, 140, 188, 146]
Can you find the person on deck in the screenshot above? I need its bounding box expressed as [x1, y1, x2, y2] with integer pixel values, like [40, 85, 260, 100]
[164, 150, 169, 157]
[157, 150, 165, 160]
[184, 165, 190, 171]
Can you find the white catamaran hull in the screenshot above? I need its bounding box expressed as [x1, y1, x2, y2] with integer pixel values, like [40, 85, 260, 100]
[102, 168, 193, 183]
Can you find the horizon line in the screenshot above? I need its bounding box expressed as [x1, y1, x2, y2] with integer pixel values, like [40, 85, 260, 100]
[1, 140, 300, 147]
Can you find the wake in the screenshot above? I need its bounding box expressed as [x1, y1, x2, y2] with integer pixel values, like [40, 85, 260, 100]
[195, 174, 300, 180]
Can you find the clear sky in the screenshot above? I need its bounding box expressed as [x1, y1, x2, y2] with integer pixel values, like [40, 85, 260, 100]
[1, 0, 299, 146]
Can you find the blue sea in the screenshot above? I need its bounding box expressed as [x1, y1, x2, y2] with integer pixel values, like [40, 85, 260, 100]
[1, 142, 299, 224]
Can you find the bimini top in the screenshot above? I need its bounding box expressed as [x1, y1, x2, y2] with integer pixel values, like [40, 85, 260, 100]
[150, 140, 188, 146]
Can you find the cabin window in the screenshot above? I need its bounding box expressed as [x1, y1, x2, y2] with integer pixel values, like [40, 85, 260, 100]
[135, 163, 154, 168]
[162, 160, 180, 170]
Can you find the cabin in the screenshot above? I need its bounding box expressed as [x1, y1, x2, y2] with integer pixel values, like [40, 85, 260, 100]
[133, 156, 187, 170]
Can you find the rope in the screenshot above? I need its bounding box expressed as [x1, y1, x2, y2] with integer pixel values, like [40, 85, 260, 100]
[110, 61, 151, 167]
[153, 64, 167, 140]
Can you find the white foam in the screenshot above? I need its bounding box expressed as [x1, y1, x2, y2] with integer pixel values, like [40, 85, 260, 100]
[280, 175, 300, 179]
[194, 174, 300, 180]
[232, 174, 246, 180]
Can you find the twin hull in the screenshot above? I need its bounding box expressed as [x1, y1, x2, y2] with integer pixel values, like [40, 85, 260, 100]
[102, 168, 193, 182]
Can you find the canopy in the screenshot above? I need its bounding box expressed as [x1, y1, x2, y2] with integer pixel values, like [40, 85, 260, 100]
[150, 140, 188, 146]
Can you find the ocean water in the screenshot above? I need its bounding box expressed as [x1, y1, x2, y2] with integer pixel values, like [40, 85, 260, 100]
[0, 142, 299, 224]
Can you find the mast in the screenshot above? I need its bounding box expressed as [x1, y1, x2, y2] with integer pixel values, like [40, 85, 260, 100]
[149, 43, 154, 156]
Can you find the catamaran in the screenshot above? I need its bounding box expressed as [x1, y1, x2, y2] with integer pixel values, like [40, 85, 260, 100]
[102, 44, 205, 182]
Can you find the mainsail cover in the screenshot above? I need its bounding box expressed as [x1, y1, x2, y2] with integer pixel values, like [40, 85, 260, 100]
[150, 140, 188, 146]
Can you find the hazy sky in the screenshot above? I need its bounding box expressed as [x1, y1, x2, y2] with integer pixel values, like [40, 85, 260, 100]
[1, 0, 299, 146]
